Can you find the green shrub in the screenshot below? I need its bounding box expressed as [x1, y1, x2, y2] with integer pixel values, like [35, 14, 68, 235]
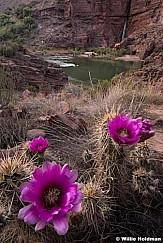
[23, 6, 32, 18]
[16, 4, 32, 19]
[0, 24, 27, 42]
[0, 68, 15, 107]
[15, 4, 26, 19]
[23, 16, 36, 29]
[86, 47, 126, 57]
[0, 41, 20, 57]
[26, 84, 39, 93]
[110, 48, 126, 57]
[73, 47, 85, 55]
[0, 6, 37, 42]
[10, 23, 26, 35]
[15, 35, 24, 43]
[89, 79, 111, 96]
[3, 8, 12, 15]
[95, 79, 111, 90]
[0, 14, 11, 27]
[24, 16, 34, 25]
[35, 46, 54, 51]
[0, 26, 14, 41]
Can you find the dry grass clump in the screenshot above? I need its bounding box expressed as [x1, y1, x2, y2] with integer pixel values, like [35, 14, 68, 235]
[0, 112, 31, 149]
[43, 119, 92, 169]
[133, 81, 163, 106]
[37, 81, 144, 168]
[0, 219, 43, 243]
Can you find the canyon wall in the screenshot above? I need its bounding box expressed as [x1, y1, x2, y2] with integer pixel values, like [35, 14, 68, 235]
[32, 0, 127, 48]
[0, 0, 162, 48]
[127, 0, 162, 35]
[32, 0, 162, 48]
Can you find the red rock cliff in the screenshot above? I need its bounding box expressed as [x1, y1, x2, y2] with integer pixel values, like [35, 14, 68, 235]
[127, 0, 162, 35]
[0, 0, 162, 48]
[31, 0, 162, 48]
[32, 0, 127, 48]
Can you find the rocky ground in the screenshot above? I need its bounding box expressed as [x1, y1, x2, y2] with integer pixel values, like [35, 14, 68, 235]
[0, 50, 68, 91]
[121, 23, 163, 83]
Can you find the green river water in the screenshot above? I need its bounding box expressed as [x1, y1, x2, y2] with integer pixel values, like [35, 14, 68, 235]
[45, 56, 141, 84]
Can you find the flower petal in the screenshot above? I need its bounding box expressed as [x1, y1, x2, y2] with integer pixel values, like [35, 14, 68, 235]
[61, 164, 70, 177]
[35, 220, 46, 231]
[61, 205, 73, 214]
[18, 205, 40, 224]
[42, 161, 53, 171]
[39, 210, 53, 222]
[51, 207, 61, 215]
[70, 170, 78, 183]
[53, 215, 69, 235]
[18, 204, 32, 219]
[51, 163, 62, 175]
[33, 168, 44, 181]
[72, 203, 82, 213]
[60, 192, 72, 207]
[20, 187, 37, 203]
[24, 212, 39, 224]
[19, 181, 31, 192]
[73, 192, 83, 204]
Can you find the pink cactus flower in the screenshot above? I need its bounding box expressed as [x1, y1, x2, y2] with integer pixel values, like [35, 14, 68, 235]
[18, 162, 83, 235]
[108, 113, 142, 145]
[29, 136, 48, 153]
[139, 119, 155, 142]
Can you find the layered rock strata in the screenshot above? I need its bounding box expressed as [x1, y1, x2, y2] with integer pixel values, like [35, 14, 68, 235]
[0, 0, 162, 48]
[0, 53, 68, 90]
[0, 1, 162, 48]
[32, 0, 162, 48]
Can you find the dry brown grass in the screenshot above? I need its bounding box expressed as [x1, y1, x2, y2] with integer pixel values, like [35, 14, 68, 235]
[0, 219, 44, 243]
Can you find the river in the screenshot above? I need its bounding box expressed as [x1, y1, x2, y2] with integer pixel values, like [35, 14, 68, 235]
[44, 55, 141, 84]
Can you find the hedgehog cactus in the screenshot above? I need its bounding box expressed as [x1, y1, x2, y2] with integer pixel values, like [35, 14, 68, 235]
[81, 177, 110, 233]
[0, 151, 33, 214]
[133, 167, 159, 195]
[133, 168, 152, 193]
[95, 112, 156, 203]
[96, 112, 123, 169]
[95, 112, 126, 201]
[131, 143, 159, 201]
[130, 142, 150, 168]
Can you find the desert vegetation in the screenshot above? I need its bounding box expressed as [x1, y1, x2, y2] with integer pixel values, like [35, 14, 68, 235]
[0, 5, 36, 57]
[31, 46, 126, 59]
[0, 74, 162, 242]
